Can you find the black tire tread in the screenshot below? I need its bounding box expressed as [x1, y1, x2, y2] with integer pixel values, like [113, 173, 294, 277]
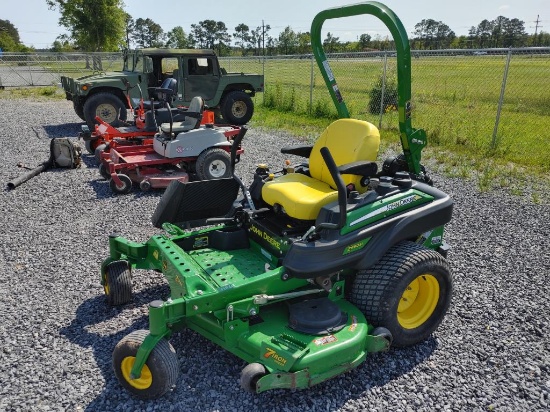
[350, 241, 451, 347]
[220, 90, 253, 125]
[84, 140, 94, 154]
[98, 162, 111, 180]
[195, 148, 231, 180]
[73, 99, 86, 121]
[104, 260, 132, 305]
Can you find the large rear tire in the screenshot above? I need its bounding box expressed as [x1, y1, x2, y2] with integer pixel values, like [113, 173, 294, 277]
[73, 99, 86, 121]
[113, 330, 179, 400]
[83, 92, 127, 130]
[220, 90, 253, 125]
[350, 241, 452, 347]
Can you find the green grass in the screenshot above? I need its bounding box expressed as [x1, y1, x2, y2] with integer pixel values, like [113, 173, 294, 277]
[238, 54, 550, 175]
[0, 86, 66, 99]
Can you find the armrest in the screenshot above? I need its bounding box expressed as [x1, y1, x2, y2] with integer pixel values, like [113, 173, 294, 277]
[154, 87, 175, 96]
[176, 109, 202, 119]
[280, 145, 313, 158]
[338, 161, 378, 177]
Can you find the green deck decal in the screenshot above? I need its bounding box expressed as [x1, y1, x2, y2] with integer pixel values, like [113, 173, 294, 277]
[343, 238, 370, 255]
[341, 189, 433, 235]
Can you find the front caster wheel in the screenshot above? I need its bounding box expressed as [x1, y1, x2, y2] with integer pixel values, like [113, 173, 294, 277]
[139, 179, 152, 191]
[113, 330, 179, 400]
[85, 139, 102, 154]
[98, 162, 111, 180]
[109, 174, 133, 195]
[102, 260, 132, 306]
[94, 143, 108, 163]
[240, 363, 267, 393]
[372, 326, 393, 347]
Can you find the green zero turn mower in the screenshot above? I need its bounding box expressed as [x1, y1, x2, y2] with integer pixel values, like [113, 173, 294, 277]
[100, 1, 454, 399]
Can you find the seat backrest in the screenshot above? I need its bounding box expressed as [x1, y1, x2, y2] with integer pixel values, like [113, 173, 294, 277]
[154, 77, 178, 103]
[187, 96, 204, 113]
[309, 119, 380, 190]
[160, 96, 205, 133]
[162, 77, 177, 93]
[186, 96, 204, 129]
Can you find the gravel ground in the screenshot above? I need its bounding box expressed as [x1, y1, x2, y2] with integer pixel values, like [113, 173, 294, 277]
[0, 98, 548, 412]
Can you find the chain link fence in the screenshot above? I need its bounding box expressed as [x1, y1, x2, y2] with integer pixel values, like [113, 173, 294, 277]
[222, 47, 550, 169]
[1, 48, 548, 168]
[0, 52, 123, 89]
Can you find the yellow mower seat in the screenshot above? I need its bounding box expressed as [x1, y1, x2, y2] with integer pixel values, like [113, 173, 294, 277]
[262, 118, 380, 221]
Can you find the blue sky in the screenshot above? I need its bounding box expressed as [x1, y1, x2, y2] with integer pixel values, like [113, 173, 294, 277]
[2, 0, 548, 48]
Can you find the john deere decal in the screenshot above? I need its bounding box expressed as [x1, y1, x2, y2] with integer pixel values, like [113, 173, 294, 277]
[350, 194, 422, 226]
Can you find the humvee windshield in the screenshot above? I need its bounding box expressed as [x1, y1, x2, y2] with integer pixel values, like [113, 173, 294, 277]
[122, 52, 147, 72]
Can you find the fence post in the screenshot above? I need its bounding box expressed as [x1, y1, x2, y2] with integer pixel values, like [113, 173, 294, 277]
[27, 55, 33, 86]
[310, 54, 314, 115]
[378, 51, 388, 130]
[262, 55, 266, 106]
[491, 48, 512, 150]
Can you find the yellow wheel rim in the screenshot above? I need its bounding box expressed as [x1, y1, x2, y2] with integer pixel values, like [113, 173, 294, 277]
[121, 356, 153, 389]
[397, 274, 439, 329]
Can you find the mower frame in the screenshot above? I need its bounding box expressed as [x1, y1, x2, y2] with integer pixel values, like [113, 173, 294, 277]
[100, 1, 453, 398]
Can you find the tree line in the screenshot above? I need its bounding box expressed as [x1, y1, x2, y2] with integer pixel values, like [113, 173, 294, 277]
[0, 0, 548, 54]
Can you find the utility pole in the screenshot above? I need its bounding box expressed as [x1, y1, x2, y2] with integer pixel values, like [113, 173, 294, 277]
[262, 20, 265, 57]
[533, 15, 542, 46]
[534, 15, 541, 37]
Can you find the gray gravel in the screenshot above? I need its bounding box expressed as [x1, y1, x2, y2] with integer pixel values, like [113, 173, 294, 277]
[0, 98, 548, 412]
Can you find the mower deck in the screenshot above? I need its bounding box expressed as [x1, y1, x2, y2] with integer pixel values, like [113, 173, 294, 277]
[185, 296, 385, 393]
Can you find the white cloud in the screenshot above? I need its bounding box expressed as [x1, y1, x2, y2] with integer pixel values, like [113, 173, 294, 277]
[498, 5, 510, 11]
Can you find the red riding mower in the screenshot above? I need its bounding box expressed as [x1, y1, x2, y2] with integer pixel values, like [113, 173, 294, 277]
[80, 78, 215, 162]
[99, 95, 243, 195]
